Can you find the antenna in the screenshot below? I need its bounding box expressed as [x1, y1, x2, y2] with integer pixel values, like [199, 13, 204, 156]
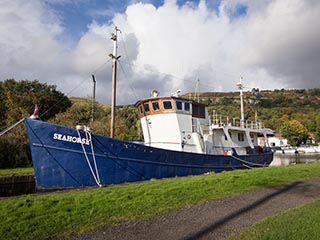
[236, 77, 245, 127]
[91, 75, 96, 122]
[194, 78, 200, 102]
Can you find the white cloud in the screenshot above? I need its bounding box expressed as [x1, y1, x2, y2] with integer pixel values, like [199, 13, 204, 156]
[0, 0, 320, 106]
[116, 0, 320, 94]
[0, 0, 68, 83]
[239, 0, 320, 89]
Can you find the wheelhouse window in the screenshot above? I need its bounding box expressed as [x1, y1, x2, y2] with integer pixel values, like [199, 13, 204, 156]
[163, 100, 173, 110]
[184, 102, 190, 112]
[152, 101, 160, 111]
[176, 101, 182, 110]
[138, 105, 143, 114]
[143, 102, 150, 112]
[192, 103, 206, 118]
[250, 133, 255, 143]
[238, 133, 245, 142]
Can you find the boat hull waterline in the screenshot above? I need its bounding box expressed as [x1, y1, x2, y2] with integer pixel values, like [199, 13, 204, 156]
[25, 118, 273, 189]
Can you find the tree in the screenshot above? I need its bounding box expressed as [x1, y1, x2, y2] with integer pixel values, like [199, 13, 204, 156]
[51, 100, 140, 141]
[51, 98, 110, 134]
[1, 79, 71, 125]
[0, 79, 72, 168]
[281, 120, 309, 146]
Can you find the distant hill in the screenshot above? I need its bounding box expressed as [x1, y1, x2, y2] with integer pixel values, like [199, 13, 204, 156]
[184, 89, 320, 140]
[72, 88, 320, 138]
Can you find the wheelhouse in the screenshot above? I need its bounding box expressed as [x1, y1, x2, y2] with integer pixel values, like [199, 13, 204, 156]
[136, 97, 197, 118]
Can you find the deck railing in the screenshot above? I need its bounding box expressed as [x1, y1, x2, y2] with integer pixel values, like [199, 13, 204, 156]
[212, 114, 264, 129]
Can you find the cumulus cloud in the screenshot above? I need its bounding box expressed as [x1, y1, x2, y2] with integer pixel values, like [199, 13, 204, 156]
[241, 0, 320, 89]
[0, 1, 67, 82]
[0, 0, 320, 105]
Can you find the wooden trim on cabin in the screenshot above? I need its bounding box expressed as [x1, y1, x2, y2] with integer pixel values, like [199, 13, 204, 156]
[137, 98, 176, 118]
[136, 96, 206, 119]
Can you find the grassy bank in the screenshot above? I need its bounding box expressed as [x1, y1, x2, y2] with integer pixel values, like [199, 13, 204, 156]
[1, 163, 320, 239]
[0, 167, 34, 176]
[228, 200, 320, 240]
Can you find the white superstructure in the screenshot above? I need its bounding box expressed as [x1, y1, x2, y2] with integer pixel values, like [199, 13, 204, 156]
[135, 90, 274, 156]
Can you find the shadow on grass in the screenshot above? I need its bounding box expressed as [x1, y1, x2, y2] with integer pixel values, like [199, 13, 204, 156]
[183, 181, 302, 240]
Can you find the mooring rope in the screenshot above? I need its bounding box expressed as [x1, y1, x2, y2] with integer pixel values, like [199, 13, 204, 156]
[231, 154, 267, 167]
[87, 128, 101, 184]
[77, 126, 102, 187]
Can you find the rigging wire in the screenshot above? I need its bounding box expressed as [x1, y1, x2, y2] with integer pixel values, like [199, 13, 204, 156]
[119, 31, 131, 63]
[0, 59, 112, 135]
[40, 59, 112, 118]
[117, 31, 140, 103]
[118, 59, 240, 93]
[118, 60, 139, 102]
[116, 25, 247, 90]
[0, 118, 24, 137]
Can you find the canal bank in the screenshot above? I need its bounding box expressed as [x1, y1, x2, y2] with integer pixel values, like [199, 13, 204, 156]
[271, 152, 320, 166]
[0, 174, 35, 197]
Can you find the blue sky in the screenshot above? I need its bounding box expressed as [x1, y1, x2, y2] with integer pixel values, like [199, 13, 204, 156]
[1, 0, 320, 104]
[46, 0, 130, 41]
[47, 0, 248, 44]
[48, 0, 222, 42]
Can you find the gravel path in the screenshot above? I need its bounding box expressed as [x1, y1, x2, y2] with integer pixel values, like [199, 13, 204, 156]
[61, 178, 320, 240]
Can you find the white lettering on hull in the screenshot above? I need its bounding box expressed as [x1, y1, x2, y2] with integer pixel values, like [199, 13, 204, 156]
[53, 133, 90, 145]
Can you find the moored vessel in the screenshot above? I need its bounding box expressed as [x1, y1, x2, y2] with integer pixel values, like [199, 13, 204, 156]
[25, 27, 274, 189]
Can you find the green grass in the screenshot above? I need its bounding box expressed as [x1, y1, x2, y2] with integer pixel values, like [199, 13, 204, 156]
[0, 167, 34, 176]
[1, 163, 320, 240]
[228, 200, 320, 240]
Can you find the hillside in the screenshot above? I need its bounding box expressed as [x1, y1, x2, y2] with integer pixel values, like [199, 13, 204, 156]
[186, 89, 320, 137]
[68, 88, 320, 140]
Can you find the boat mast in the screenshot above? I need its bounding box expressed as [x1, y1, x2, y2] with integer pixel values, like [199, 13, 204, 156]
[91, 75, 96, 122]
[109, 26, 121, 138]
[237, 77, 245, 127]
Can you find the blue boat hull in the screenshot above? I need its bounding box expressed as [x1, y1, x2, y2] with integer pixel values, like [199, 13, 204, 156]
[25, 118, 274, 189]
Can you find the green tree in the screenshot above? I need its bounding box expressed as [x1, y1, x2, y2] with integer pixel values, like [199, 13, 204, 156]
[1, 79, 71, 125]
[52, 100, 140, 141]
[314, 115, 320, 144]
[281, 120, 309, 146]
[0, 83, 5, 127]
[51, 98, 110, 134]
[0, 79, 72, 168]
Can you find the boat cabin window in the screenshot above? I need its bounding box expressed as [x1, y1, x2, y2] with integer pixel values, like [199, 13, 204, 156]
[144, 102, 150, 112]
[163, 100, 173, 110]
[138, 105, 143, 114]
[176, 101, 182, 110]
[175, 100, 191, 113]
[152, 101, 160, 111]
[250, 133, 255, 143]
[184, 102, 190, 112]
[192, 103, 206, 118]
[238, 133, 245, 142]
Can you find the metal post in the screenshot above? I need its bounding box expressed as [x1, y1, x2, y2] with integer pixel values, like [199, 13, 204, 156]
[110, 26, 120, 138]
[91, 75, 96, 122]
[237, 77, 245, 127]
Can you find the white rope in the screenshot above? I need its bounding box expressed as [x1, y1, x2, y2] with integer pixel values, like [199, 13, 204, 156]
[77, 127, 102, 187]
[0, 118, 25, 137]
[231, 154, 267, 167]
[87, 127, 101, 184]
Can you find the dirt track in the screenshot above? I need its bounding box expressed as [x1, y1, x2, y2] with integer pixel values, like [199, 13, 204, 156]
[59, 178, 320, 240]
